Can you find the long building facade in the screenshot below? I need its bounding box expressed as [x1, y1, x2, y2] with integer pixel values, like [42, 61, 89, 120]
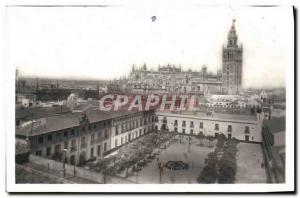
[16, 109, 156, 166]
[17, 108, 264, 167]
[155, 111, 263, 142]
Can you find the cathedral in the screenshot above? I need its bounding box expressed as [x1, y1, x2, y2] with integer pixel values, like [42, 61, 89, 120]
[121, 20, 243, 96]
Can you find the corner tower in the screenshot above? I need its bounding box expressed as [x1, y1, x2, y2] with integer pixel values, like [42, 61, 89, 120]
[222, 19, 243, 95]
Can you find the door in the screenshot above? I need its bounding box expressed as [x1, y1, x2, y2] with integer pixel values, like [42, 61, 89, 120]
[70, 155, 75, 165]
[245, 135, 249, 141]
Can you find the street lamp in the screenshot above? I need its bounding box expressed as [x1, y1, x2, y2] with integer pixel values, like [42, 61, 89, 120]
[158, 161, 164, 184]
[63, 148, 67, 177]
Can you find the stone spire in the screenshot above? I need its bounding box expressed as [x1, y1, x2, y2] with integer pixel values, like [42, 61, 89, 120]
[227, 19, 238, 47]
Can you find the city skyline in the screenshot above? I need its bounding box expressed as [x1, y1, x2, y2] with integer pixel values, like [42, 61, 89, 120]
[7, 5, 293, 88]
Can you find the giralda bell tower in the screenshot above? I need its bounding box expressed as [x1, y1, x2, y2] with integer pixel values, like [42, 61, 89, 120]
[222, 19, 243, 95]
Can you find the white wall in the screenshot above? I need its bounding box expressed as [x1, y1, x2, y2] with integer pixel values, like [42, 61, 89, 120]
[155, 114, 262, 142]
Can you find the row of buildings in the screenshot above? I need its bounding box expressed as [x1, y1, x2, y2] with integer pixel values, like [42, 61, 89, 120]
[16, 106, 266, 166]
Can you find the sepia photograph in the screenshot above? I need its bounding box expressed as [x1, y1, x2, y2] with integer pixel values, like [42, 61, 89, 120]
[4, 2, 295, 193]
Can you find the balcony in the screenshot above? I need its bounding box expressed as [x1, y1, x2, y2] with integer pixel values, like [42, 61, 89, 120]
[80, 143, 87, 149]
[70, 147, 77, 152]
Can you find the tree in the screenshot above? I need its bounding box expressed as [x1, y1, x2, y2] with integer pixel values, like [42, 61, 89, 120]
[250, 107, 255, 115]
[208, 136, 214, 147]
[197, 165, 217, 183]
[198, 133, 205, 146]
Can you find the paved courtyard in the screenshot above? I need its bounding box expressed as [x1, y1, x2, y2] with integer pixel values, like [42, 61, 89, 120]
[126, 135, 267, 184]
[235, 142, 267, 183]
[127, 135, 215, 184]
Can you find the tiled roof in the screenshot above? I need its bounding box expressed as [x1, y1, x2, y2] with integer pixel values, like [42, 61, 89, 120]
[16, 112, 83, 137]
[16, 109, 144, 137]
[16, 106, 71, 120]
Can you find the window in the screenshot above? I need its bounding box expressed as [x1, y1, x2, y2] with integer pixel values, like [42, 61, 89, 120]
[121, 124, 125, 133]
[199, 122, 203, 129]
[104, 142, 107, 152]
[215, 124, 219, 131]
[182, 129, 185, 134]
[91, 147, 94, 158]
[71, 129, 75, 136]
[245, 126, 250, 134]
[88, 125, 91, 130]
[64, 131, 68, 138]
[46, 147, 51, 156]
[94, 124, 97, 129]
[190, 129, 193, 134]
[91, 134, 95, 144]
[104, 130, 108, 139]
[228, 134, 232, 139]
[97, 145, 101, 156]
[245, 135, 249, 141]
[38, 136, 44, 144]
[228, 125, 232, 132]
[182, 121, 186, 127]
[190, 121, 194, 128]
[121, 137, 124, 144]
[64, 141, 68, 149]
[139, 129, 142, 136]
[115, 139, 118, 147]
[81, 137, 86, 148]
[115, 126, 119, 135]
[71, 139, 76, 152]
[54, 144, 61, 154]
[82, 126, 85, 132]
[175, 127, 178, 132]
[97, 132, 101, 141]
[47, 135, 52, 141]
[174, 120, 178, 126]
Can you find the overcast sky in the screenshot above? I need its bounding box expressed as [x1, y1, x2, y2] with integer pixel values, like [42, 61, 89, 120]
[6, 5, 293, 88]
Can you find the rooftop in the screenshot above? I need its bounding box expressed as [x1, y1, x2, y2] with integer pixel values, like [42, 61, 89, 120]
[16, 112, 83, 137]
[16, 106, 71, 120]
[263, 117, 286, 133]
[156, 111, 258, 123]
[16, 108, 145, 137]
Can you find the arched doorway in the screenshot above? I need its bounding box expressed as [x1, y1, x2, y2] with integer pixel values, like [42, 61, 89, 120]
[70, 155, 75, 165]
[79, 151, 86, 166]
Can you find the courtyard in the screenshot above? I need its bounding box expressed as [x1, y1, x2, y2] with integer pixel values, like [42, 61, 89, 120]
[83, 131, 268, 184]
[126, 135, 215, 183]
